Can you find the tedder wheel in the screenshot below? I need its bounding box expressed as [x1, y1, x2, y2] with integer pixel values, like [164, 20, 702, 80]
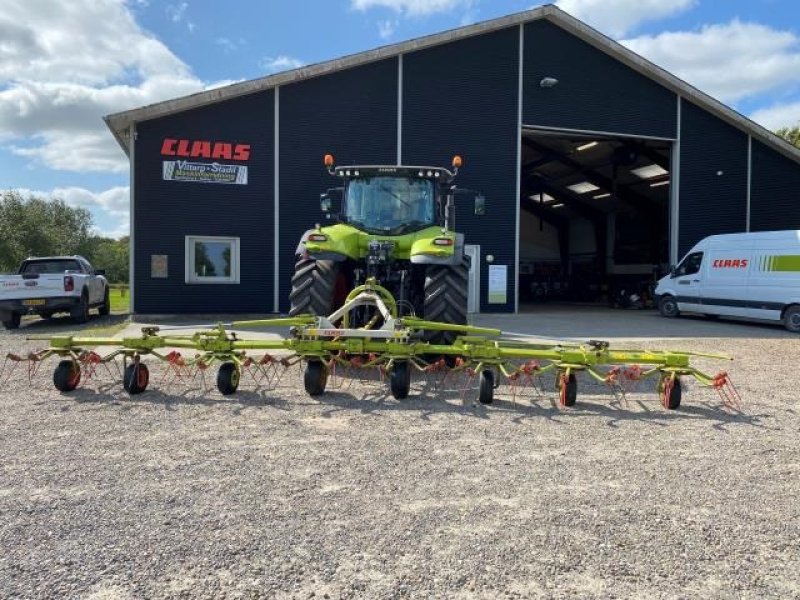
[2, 312, 21, 330]
[304, 360, 328, 396]
[289, 258, 341, 317]
[216, 362, 240, 396]
[54, 359, 81, 392]
[99, 287, 111, 316]
[123, 363, 150, 395]
[478, 369, 495, 405]
[658, 295, 679, 318]
[661, 375, 682, 410]
[71, 292, 90, 324]
[557, 372, 578, 407]
[784, 305, 800, 333]
[423, 256, 470, 346]
[389, 361, 412, 400]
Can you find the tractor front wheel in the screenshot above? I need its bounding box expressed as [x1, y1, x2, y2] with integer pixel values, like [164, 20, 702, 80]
[423, 256, 470, 346]
[289, 258, 341, 317]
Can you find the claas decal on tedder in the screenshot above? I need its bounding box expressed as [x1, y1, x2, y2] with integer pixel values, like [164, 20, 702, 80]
[5, 155, 740, 410]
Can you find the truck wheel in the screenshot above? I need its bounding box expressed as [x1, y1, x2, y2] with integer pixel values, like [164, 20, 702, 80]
[658, 295, 679, 318]
[2, 312, 21, 330]
[289, 258, 340, 317]
[99, 287, 111, 316]
[71, 291, 90, 324]
[784, 305, 800, 333]
[423, 256, 469, 345]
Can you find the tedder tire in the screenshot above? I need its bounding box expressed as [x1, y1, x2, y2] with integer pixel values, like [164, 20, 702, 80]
[2, 312, 21, 330]
[423, 256, 470, 346]
[54, 360, 81, 392]
[216, 362, 240, 396]
[304, 360, 328, 396]
[99, 287, 111, 316]
[289, 258, 340, 317]
[658, 295, 679, 318]
[390, 361, 411, 400]
[123, 363, 150, 395]
[558, 372, 578, 407]
[71, 292, 90, 324]
[784, 305, 800, 333]
[661, 376, 682, 410]
[478, 369, 495, 405]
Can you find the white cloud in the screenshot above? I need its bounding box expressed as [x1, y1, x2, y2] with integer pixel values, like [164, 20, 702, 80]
[750, 102, 800, 131]
[377, 20, 397, 40]
[6, 186, 130, 238]
[261, 55, 305, 74]
[0, 0, 215, 174]
[555, 0, 696, 38]
[351, 0, 471, 17]
[623, 20, 800, 104]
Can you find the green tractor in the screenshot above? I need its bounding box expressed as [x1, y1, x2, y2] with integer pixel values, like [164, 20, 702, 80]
[290, 154, 485, 344]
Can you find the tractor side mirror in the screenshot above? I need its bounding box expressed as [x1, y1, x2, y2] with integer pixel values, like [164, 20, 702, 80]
[474, 194, 486, 216]
[320, 187, 344, 216]
[320, 195, 332, 213]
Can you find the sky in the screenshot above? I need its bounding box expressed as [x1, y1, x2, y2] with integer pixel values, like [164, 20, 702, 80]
[1, 0, 800, 238]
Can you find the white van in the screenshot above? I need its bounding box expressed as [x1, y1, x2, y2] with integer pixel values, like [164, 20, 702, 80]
[654, 230, 800, 332]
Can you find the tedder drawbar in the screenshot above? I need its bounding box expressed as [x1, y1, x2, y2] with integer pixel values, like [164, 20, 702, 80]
[6, 280, 741, 410]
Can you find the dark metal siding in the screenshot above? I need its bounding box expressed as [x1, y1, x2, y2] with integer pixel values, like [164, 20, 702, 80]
[678, 100, 748, 256]
[403, 27, 519, 312]
[133, 91, 274, 313]
[751, 140, 800, 231]
[523, 20, 677, 139]
[278, 59, 398, 312]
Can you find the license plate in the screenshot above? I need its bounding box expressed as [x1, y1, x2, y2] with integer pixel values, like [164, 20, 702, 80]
[23, 299, 46, 306]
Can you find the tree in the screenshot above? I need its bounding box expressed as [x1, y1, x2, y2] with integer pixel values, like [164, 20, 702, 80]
[775, 125, 800, 149]
[0, 191, 93, 272]
[81, 236, 130, 284]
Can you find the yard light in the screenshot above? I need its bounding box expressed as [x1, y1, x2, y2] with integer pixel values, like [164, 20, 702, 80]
[452, 155, 462, 170]
[324, 154, 335, 167]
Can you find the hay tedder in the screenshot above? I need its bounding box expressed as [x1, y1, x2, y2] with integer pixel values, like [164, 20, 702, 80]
[3, 279, 741, 410]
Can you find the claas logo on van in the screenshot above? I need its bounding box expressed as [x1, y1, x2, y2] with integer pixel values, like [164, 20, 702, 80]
[712, 259, 749, 268]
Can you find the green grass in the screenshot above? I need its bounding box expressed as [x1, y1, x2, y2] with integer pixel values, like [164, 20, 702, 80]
[109, 286, 130, 313]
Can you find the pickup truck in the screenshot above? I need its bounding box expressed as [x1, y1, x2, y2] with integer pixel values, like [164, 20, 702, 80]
[0, 256, 110, 330]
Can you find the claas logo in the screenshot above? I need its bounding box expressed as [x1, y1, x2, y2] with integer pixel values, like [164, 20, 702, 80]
[161, 138, 251, 161]
[712, 258, 749, 268]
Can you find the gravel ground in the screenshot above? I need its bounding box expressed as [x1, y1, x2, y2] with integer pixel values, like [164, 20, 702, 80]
[1, 319, 799, 599]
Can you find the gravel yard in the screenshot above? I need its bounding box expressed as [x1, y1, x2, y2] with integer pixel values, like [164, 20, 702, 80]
[1, 313, 799, 599]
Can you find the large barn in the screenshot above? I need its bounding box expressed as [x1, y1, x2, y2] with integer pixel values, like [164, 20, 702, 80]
[105, 4, 800, 315]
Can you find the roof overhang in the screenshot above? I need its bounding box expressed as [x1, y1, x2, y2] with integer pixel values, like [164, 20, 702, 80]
[104, 4, 800, 166]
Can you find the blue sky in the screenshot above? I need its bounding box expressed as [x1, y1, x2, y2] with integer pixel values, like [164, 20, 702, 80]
[1, 0, 799, 238]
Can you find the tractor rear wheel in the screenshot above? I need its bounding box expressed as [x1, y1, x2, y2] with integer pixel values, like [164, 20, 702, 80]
[289, 258, 341, 317]
[423, 256, 469, 346]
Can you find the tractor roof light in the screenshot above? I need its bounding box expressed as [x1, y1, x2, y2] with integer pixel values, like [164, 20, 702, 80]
[433, 237, 454, 246]
[308, 233, 328, 242]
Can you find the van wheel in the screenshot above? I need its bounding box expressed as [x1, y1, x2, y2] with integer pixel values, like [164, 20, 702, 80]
[658, 295, 679, 318]
[784, 305, 800, 333]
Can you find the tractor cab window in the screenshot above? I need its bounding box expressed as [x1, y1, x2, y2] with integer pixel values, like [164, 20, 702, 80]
[345, 176, 435, 234]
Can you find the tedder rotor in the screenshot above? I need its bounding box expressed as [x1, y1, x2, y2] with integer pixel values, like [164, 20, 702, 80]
[5, 280, 741, 411]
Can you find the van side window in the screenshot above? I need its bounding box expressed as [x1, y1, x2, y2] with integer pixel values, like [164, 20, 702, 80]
[675, 252, 703, 277]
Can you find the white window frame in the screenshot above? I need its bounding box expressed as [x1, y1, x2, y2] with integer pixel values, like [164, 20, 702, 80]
[185, 235, 241, 284]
